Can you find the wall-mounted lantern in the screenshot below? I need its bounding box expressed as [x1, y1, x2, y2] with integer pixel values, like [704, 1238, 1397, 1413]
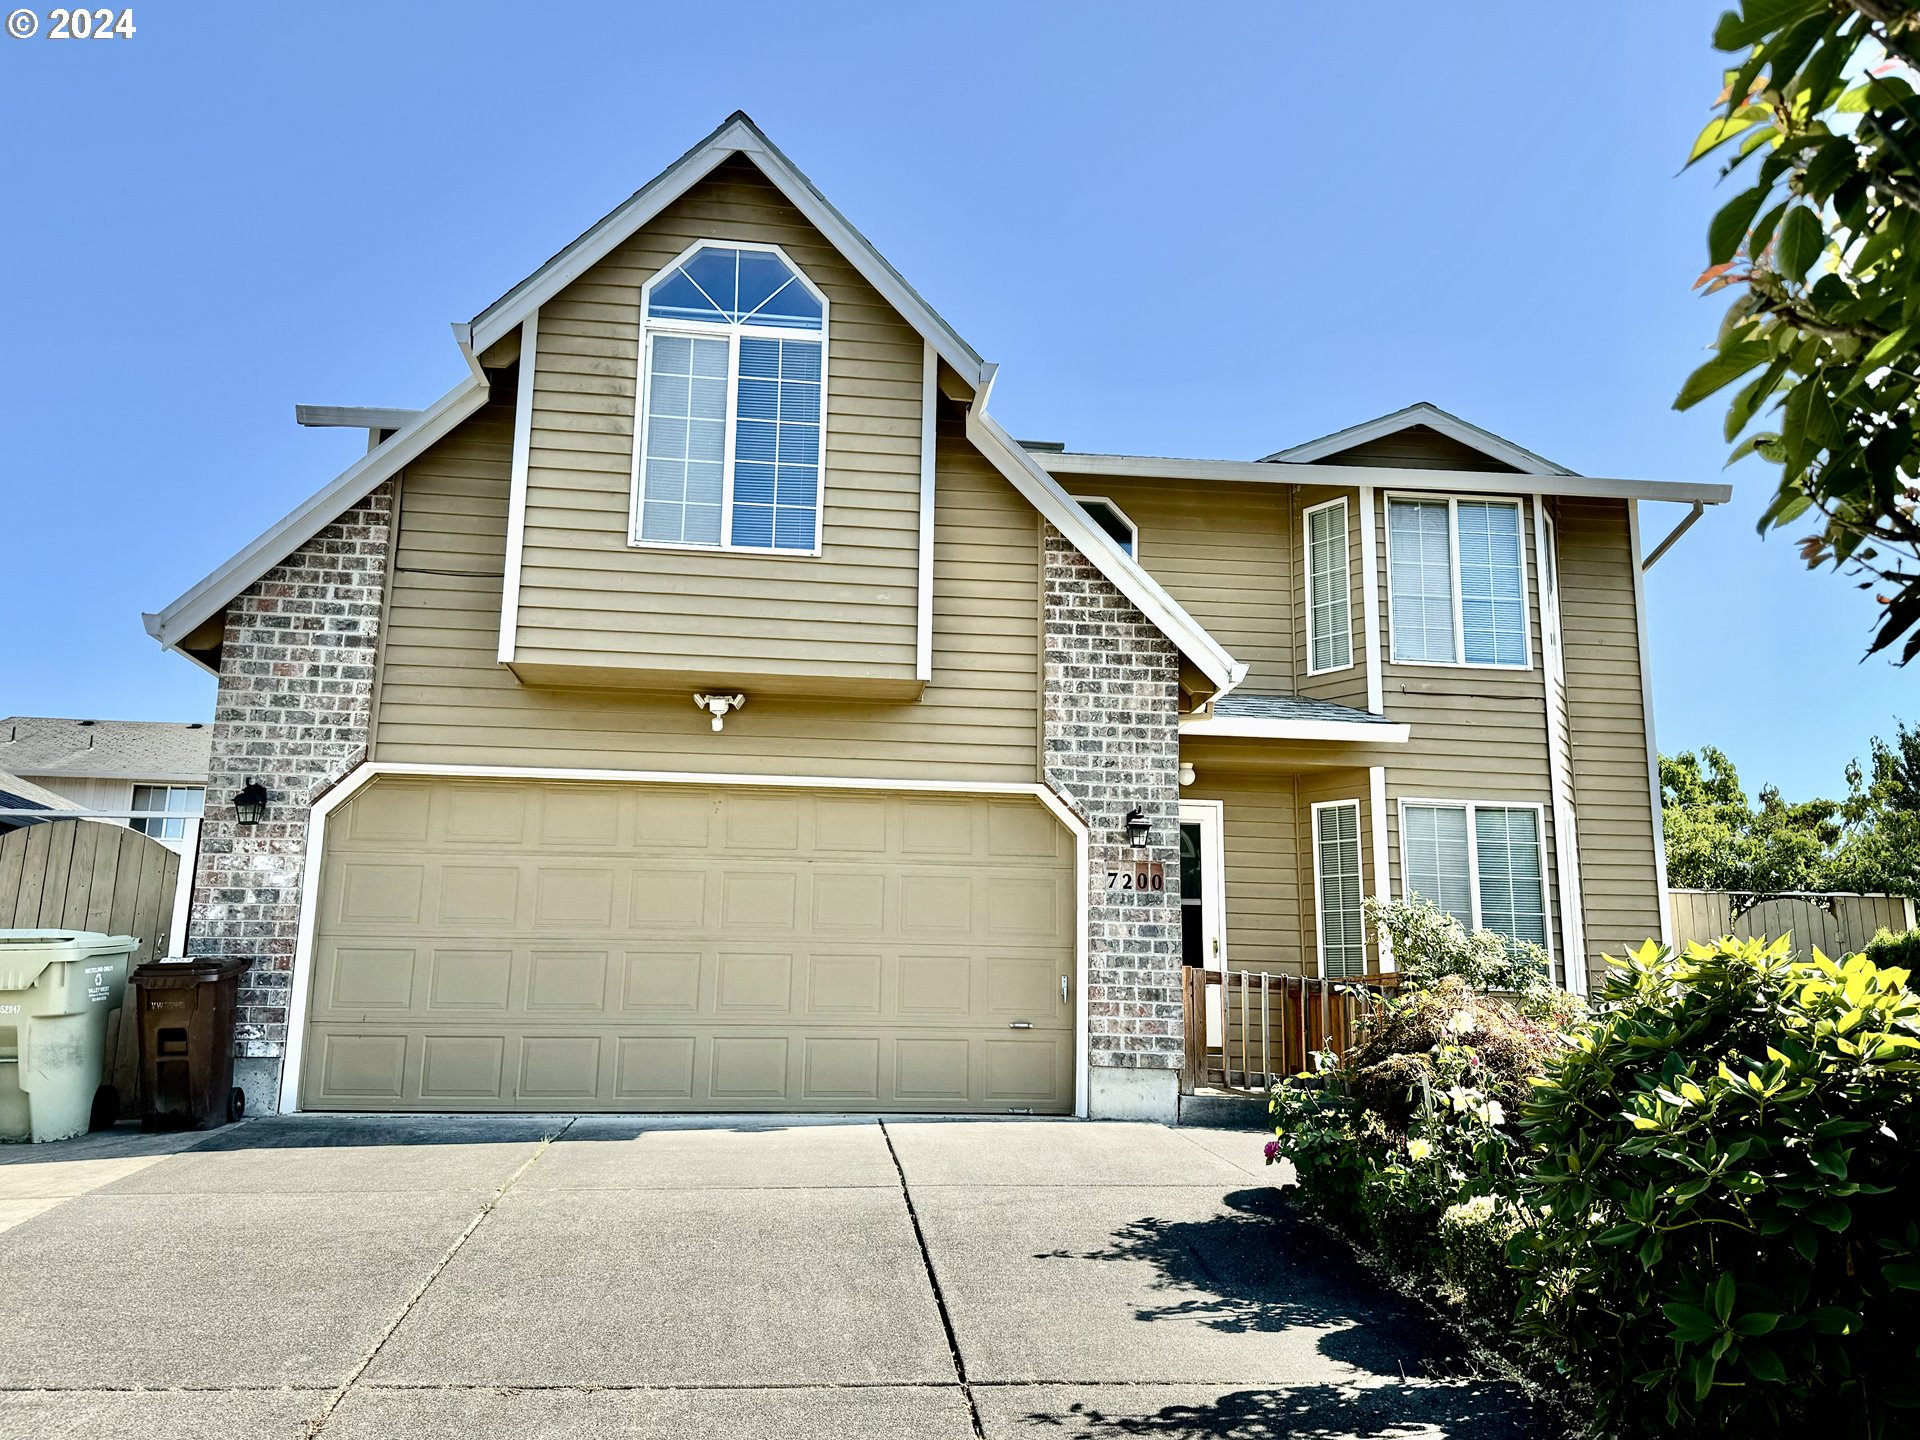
[232, 779, 269, 825]
[1124, 807, 1151, 851]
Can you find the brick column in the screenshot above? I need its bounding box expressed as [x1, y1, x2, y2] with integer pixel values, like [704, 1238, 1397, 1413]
[187, 482, 394, 1112]
[1041, 525, 1184, 1120]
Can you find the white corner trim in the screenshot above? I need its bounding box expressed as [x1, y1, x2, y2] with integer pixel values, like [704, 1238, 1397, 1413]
[1368, 765, 1393, 971]
[276, 761, 1093, 1118]
[916, 339, 937, 682]
[146, 375, 490, 653]
[964, 406, 1245, 698]
[498, 310, 539, 665]
[1357, 485, 1384, 714]
[1178, 715, 1410, 744]
[1261, 401, 1575, 475]
[469, 113, 986, 389]
[1627, 501, 1674, 947]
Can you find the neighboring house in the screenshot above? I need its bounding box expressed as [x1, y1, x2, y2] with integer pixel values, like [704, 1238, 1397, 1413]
[140, 113, 1729, 1121]
[0, 717, 211, 847]
[0, 768, 83, 835]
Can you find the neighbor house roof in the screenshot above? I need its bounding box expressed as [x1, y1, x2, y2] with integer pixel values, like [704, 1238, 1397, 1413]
[0, 768, 84, 814]
[142, 112, 1244, 698]
[0, 718, 212, 784]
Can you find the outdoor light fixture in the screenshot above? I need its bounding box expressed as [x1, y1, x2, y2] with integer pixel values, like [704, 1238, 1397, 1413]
[1124, 807, 1151, 851]
[1179, 762, 1196, 787]
[232, 779, 269, 825]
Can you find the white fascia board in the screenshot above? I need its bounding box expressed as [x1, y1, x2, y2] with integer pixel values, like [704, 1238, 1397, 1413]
[468, 113, 986, 389]
[1179, 715, 1411, 744]
[1034, 451, 1732, 507]
[294, 406, 423, 431]
[1261, 402, 1574, 475]
[964, 407, 1245, 698]
[144, 374, 490, 652]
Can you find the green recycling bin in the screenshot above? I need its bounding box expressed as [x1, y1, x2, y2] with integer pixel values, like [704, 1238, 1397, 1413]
[0, 930, 137, 1143]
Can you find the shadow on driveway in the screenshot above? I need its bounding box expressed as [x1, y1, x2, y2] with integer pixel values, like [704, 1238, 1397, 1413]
[1009, 1381, 1550, 1438]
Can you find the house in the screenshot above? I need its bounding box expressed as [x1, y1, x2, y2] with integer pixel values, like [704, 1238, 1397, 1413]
[0, 717, 211, 848]
[140, 113, 1729, 1121]
[0, 768, 83, 836]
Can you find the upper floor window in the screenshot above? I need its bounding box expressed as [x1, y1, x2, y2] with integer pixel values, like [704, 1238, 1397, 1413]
[1304, 498, 1352, 674]
[633, 243, 827, 554]
[130, 784, 203, 841]
[1074, 497, 1138, 557]
[1386, 497, 1529, 667]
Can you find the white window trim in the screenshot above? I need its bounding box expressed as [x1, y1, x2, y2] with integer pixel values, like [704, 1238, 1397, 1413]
[1069, 495, 1139, 559]
[1382, 493, 1533, 671]
[628, 239, 831, 559]
[1302, 496, 1354, 676]
[1395, 797, 1555, 964]
[1311, 798, 1368, 979]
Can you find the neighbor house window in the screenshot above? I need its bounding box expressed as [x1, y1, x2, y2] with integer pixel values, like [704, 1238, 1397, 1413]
[1074, 497, 1137, 557]
[130, 785, 203, 841]
[634, 242, 827, 553]
[1313, 800, 1367, 978]
[1304, 497, 1352, 673]
[1386, 497, 1528, 667]
[1401, 801, 1548, 951]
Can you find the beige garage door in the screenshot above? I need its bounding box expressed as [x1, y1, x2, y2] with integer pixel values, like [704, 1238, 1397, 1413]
[301, 777, 1077, 1113]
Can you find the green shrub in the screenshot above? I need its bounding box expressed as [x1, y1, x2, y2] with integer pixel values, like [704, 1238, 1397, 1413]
[1513, 936, 1920, 1438]
[1865, 926, 1920, 971]
[1365, 895, 1585, 1028]
[1438, 1193, 1526, 1324]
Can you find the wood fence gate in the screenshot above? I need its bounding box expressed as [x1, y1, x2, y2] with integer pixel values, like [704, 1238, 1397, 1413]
[0, 818, 182, 1116]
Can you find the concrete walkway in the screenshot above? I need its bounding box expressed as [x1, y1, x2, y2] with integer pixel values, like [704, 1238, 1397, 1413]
[0, 1116, 1553, 1438]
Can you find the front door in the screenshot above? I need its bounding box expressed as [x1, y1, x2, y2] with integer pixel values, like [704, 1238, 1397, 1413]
[1179, 800, 1226, 1045]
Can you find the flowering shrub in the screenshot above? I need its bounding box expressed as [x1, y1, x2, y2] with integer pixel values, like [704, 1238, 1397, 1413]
[1365, 896, 1585, 1029]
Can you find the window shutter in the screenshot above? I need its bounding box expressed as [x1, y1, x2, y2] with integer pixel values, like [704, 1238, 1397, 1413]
[1314, 802, 1367, 979]
[1306, 501, 1352, 673]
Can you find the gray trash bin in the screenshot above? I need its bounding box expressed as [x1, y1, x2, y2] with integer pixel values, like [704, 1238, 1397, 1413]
[0, 931, 137, 1142]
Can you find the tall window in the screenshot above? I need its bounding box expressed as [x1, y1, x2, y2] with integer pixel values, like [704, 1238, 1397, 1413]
[1401, 801, 1548, 951]
[634, 243, 827, 554]
[130, 785, 203, 841]
[1313, 800, 1367, 978]
[1304, 498, 1352, 673]
[1387, 497, 1529, 667]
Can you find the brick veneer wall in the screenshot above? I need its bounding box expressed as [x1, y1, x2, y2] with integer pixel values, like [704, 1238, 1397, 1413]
[1040, 525, 1185, 1085]
[186, 482, 394, 1101]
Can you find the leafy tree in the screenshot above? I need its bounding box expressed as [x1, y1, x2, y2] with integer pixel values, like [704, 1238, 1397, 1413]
[1660, 746, 1842, 892]
[1678, 1, 1920, 661]
[1830, 719, 1920, 892]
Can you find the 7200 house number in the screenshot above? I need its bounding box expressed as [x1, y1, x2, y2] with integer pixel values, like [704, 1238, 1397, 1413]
[1105, 862, 1166, 892]
[47, 8, 136, 37]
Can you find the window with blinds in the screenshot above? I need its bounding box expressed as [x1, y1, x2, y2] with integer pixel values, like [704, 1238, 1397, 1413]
[1305, 498, 1352, 674]
[1402, 801, 1548, 952]
[1313, 800, 1368, 978]
[1386, 497, 1529, 668]
[635, 242, 827, 554]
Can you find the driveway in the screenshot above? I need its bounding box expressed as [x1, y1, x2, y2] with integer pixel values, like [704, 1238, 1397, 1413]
[0, 1116, 1552, 1438]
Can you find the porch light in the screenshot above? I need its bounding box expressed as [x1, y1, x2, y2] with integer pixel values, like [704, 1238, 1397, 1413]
[1124, 807, 1151, 851]
[232, 779, 269, 825]
[1179, 762, 1196, 787]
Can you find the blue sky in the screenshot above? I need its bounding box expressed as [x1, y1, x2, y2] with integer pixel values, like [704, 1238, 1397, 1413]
[0, 1, 1907, 801]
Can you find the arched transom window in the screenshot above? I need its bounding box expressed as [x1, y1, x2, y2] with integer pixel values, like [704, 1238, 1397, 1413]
[633, 242, 828, 554]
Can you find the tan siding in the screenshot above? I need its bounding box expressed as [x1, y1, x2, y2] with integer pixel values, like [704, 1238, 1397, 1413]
[1557, 498, 1663, 975]
[371, 405, 1042, 783]
[1315, 424, 1524, 473]
[1058, 475, 1295, 693]
[516, 156, 921, 686]
[1188, 775, 1302, 978]
[1296, 770, 1377, 977]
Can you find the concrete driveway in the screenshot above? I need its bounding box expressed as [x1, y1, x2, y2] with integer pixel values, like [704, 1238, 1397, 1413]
[0, 1116, 1552, 1439]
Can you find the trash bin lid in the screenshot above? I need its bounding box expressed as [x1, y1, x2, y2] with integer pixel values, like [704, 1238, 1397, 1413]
[0, 930, 139, 990]
[131, 956, 252, 988]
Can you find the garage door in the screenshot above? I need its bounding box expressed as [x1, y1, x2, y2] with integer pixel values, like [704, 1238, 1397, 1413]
[301, 777, 1077, 1113]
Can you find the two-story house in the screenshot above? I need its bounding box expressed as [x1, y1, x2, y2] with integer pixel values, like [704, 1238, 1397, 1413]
[142, 114, 1728, 1121]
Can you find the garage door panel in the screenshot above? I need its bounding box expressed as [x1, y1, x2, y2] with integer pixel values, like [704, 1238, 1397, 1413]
[305, 780, 1076, 1113]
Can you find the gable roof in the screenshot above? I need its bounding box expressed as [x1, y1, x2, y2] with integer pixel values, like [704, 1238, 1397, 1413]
[1261, 402, 1576, 475]
[142, 113, 1242, 696]
[0, 768, 84, 814]
[1, 717, 212, 783]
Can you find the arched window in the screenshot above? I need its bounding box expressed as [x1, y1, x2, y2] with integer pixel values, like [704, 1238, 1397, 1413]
[633, 242, 828, 553]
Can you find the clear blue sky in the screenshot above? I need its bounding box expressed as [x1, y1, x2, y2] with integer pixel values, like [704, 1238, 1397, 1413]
[0, 1, 1906, 800]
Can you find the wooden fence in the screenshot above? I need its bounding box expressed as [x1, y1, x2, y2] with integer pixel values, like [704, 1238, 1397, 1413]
[0, 818, 182, 1115]
[1181, 967, 1399, 1095]
[1668, 889, 1916, 958]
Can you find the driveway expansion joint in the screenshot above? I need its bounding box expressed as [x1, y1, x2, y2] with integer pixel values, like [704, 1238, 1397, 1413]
[879, 1119, 985, 1439]
[305, 1118, 577, 1437]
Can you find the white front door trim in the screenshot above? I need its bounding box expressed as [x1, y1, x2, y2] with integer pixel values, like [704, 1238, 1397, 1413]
[281, 761, 1092, 1118]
